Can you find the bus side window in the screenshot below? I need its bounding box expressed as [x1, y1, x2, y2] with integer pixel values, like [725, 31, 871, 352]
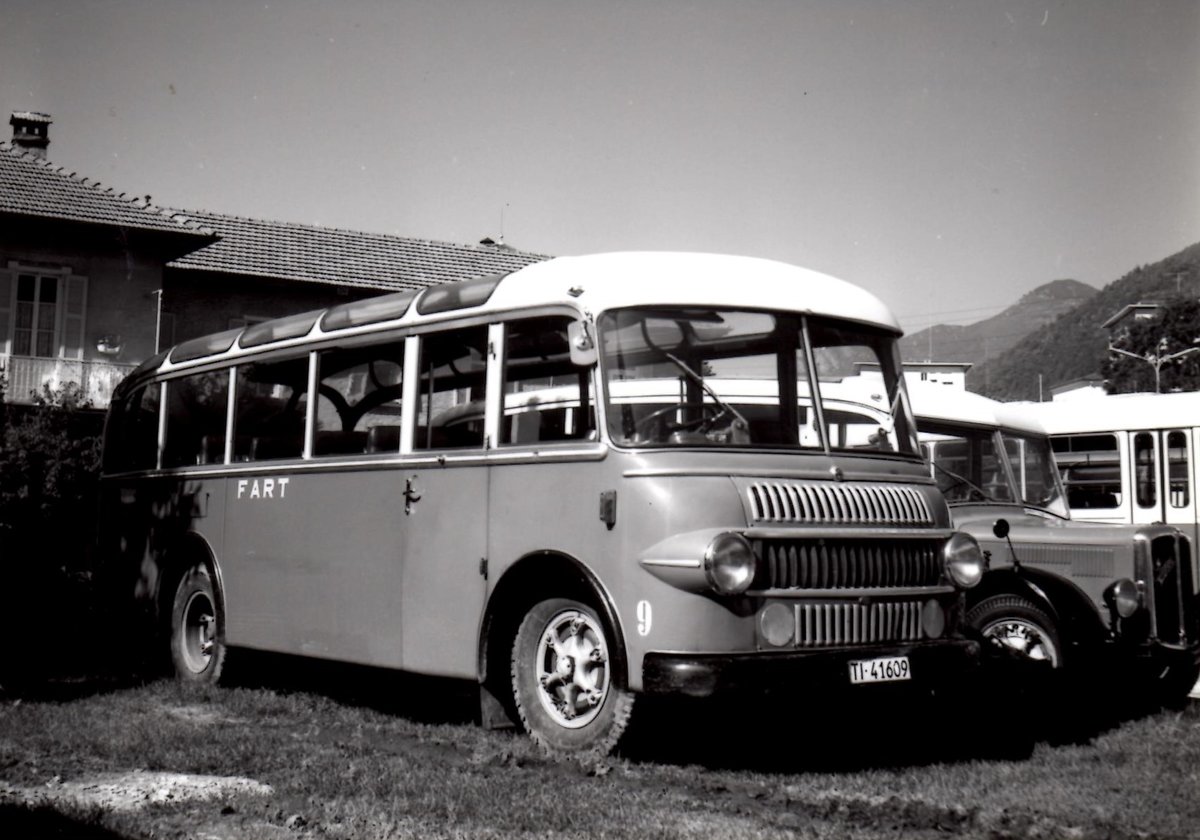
[1134, 432, 1157, 508]
[1168, 430, 1189, 508]
[414, 326, 488, 450]
[163, 370, 230, 468]
[1052, 433, 1122, 509]
[233, 357, 309, 462]
[104, 383, 160, 472]
[315, 340, 405, 456]
[501, 316, 595, 445]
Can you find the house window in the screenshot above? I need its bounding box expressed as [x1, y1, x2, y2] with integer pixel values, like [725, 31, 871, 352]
[0, 267, 87, 359]
[15, 274, 58, 357]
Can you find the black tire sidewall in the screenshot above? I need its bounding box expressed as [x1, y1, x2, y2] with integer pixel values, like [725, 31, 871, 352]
[511, 597, 633, 755]
[169, 565, 226, 684]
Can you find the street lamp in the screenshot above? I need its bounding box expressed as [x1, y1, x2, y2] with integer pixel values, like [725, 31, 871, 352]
[1108, 337, 1200, 393]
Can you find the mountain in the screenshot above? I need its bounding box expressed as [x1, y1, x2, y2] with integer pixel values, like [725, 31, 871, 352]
[969, 241, 1200, 400]
[900, 278, 1096, 365]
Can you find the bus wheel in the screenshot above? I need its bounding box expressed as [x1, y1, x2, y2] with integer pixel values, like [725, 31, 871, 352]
[169, 565, 226, 684]
[511, 598, 634, 756]
[967, 594, 1062, 668]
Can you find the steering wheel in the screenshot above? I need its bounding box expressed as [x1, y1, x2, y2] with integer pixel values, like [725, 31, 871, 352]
[633, 402, 724, 440]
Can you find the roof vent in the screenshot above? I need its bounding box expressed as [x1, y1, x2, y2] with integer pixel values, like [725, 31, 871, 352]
[10, 111, 51, 160]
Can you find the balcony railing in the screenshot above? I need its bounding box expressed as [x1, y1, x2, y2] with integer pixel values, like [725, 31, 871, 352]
[0, 354, 138, 408]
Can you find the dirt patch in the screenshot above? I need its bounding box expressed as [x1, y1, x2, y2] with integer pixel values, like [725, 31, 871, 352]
[0, 771, 273, 813]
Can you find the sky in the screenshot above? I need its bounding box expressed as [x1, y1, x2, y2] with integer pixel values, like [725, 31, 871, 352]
[2, 0, 1197, 332]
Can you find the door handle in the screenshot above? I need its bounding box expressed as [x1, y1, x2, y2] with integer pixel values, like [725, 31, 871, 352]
[403, 475, 422, 515]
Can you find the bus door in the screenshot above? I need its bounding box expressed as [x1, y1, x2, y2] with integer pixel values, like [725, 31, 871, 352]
[397, 326, 491, 678]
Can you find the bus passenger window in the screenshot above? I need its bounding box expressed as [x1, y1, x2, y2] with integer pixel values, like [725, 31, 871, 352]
[104, 383, 160, 472]
[233, 358, 309, 461]
[315, 340, 405, 456]
[1168, 431, 1189, 508]
[1134, 432, 1157, 508]
[415, 326, 488, 450]
[163, 370, 230, 468]
[502, 316, 595, 445]
[1053, 434, 1122, 509]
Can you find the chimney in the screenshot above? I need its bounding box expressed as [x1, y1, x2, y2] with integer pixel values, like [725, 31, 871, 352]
[10, 111, 52, 160]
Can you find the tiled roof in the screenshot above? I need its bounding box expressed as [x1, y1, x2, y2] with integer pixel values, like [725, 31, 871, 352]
[0, 143, 215, 238]
[167, 210, 550, 291]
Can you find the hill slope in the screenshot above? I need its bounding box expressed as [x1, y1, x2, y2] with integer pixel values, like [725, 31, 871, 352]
[969, 241, 1200, 399]
[900, 279, 1095, 365]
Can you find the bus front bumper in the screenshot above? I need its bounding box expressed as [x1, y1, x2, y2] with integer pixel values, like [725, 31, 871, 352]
[641, 638, 982, 697]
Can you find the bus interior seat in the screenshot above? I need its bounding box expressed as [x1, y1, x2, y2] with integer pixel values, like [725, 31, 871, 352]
[198, 434, 226, 465]
[314, 430, 369, 455]
[366, 425, 401, 453]
[250, 435, 303, 460]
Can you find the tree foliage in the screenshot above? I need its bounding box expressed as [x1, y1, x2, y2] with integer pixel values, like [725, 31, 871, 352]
[1103, 297, 1200, 393]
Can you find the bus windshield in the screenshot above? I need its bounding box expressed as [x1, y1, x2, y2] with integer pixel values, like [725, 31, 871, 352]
[921, 423, 1068, 516]
[597, 307, 919, 455]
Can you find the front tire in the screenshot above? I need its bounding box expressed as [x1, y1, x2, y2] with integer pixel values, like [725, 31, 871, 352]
[967, 594, 1063, 668]
[169, 565, 226, 684]
[511, 598, 634, 755]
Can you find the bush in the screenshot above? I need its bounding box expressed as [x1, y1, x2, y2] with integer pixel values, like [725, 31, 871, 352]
[0, 378, 106, 687]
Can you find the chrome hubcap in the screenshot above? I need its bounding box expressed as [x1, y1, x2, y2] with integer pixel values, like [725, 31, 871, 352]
[182, 591, 216, 673]
[982, 618, 1060, 668]
[535, 610, 610, 728]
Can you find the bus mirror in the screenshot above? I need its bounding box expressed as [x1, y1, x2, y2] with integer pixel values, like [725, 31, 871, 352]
[568, 321, 598, 366]
[992, 518, 1010, 539]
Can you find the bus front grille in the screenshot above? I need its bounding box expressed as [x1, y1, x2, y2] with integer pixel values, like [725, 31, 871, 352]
[793, 600, 924, 647]
[747, 481, 934, 527]
[753, 539, 943, 590]
[1151, 534, 1197, 645]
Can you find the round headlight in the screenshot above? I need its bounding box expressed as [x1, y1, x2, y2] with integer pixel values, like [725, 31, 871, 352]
[1111, 578, 1141, 618]
[704, 532, 757, 595]
[943, 532, 984, 589]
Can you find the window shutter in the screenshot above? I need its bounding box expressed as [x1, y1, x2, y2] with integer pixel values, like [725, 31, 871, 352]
[62, 275, 87, 359]
[0, 271, 11, 355]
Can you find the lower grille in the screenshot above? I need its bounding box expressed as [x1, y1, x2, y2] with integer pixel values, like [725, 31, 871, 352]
[754, 539, 943, 590]
[794, 601, 924, 647]
[1152, 534, 1197, 645]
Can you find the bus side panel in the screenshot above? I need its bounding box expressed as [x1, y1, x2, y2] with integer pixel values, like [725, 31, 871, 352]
[221, 468, 407, 667]
[101, 474, 227, 632]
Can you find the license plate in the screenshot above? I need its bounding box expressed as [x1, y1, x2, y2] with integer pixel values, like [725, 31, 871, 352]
[848, 656, 911, 684]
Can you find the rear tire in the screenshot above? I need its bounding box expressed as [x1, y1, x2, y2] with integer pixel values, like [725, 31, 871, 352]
[169, 565, 226, 684]
[511, 598, 634, 756]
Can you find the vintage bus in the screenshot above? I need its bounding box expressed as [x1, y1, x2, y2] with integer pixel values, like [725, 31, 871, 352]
[99, 252, 986, 754]
[1022, 393, 1200, 552]
[905, 386, 1199, 702]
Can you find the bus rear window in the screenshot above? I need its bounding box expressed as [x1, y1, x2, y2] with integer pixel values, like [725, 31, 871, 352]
[163, 371, 230, 468]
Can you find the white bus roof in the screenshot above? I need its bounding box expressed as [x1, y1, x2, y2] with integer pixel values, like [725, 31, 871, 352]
[492, 252, 900, 330]
[1015, 391, 1200, 435]
[823, 380, 1048, 436]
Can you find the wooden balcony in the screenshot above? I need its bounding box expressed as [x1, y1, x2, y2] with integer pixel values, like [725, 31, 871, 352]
[0, 354, 137, 408]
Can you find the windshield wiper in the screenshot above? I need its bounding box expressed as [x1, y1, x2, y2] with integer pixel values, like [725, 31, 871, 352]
[662, 351, 748, 429]
[929, 460, 1000, 503]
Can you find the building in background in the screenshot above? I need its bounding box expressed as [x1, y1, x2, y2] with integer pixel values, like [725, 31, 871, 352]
[0, 112, 545, 407]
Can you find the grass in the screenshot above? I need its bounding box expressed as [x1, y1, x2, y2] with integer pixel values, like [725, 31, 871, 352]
[1, 659, 1198, 839]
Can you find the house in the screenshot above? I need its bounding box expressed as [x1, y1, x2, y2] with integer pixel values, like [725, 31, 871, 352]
[1, 112, 547, 407]
[1, 112, 217, 406]
[853, 360, 973, 390]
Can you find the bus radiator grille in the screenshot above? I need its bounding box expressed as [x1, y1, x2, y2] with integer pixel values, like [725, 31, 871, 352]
[1151, 534, 1197, 645]
[793, 600, 924, 647]
[747, 481, 934, 527]
[754, 539, 943, 590]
